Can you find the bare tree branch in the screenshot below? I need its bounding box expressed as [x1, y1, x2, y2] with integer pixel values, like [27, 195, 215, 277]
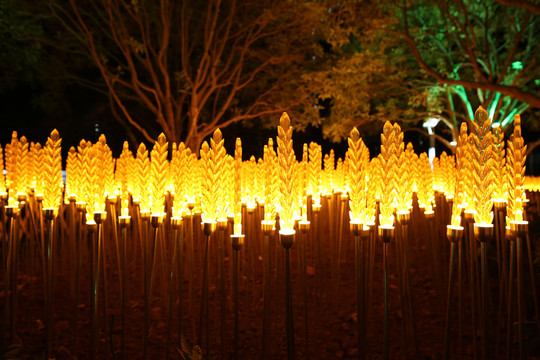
[493, 0, 540, 16]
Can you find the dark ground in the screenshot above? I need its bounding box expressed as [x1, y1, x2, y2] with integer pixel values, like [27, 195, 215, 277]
[2, 192, 540, 359]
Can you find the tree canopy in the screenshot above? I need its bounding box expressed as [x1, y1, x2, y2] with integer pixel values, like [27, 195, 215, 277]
[303, 0, 540, 150]
[385, 0, 540, 147]
[2, 0, 540, 154]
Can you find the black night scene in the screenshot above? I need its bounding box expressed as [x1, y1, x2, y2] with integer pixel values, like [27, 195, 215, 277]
[1, 1, 540, 359]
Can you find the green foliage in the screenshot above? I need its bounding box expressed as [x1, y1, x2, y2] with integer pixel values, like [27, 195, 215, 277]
[395, 0, 540, 129]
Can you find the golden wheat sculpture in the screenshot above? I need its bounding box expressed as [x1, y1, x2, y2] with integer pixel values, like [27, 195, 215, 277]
[135, 142, 151, 212]
[150, 133, 169, 215]
[450, 123, 468, 226]
[379, 121, 397, 227]
[506, 114, 527, 224]
[42, 129, 62, 209]
[471, 106, 495, 225]
[277, 112, 296, 231]
[347, 127, 367, 223]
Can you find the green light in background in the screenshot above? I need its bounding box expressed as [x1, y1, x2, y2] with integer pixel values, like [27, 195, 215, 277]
[512, 61, 523, 70]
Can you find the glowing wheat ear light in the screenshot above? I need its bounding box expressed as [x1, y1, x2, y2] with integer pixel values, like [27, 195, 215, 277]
[150, 133, 168, 215]
[506, 114, 527, 225]
[1, 101, 536, 360]
[42, 129, 63, 210]
[347, 127, 367, 223]
[471, 106, 495, 225]
[450, 122, 468, 227]
[378, 121, 398, 227]
[277, 112, 296, 232]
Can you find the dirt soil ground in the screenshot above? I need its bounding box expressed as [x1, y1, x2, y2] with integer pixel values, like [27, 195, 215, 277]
[2, 192, 540, 359]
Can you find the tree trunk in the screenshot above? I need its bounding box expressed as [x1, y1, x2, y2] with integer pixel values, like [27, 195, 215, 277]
[185, 134, 203, 156]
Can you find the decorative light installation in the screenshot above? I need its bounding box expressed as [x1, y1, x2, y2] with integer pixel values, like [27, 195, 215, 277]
[471, 107, 495, 225]
[277, 112, 297, 232]
[506, 114, 527, 224]
[416, 152, 434, 211]
[41, 130, 63, 209]
[150, 133, 169, 215]
[0, 106, 537, 360]
[347, 127, 367, 224]
[378, 121, 399, 227]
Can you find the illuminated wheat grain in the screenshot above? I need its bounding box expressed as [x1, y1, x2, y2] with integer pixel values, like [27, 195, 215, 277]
[234, 138, 243, 214]
[6, 132, 26, 199]
[242, 156, 256, 205]
[263, 138, 279, 221]
[277, 112, 296, 230]
[65, 146, 78, 198]
[308, 141, 322, 202]
[461, 134, 474, 211]
[456, 124, 473, 210]
[405, 142, 418, 195]
[172, 142, 191, 216]
[4, 141, 11, 192]
[256, 157, 264, 202]
[117, 142, 134, 198]
[363, 156, 379, 224]
[186, 150, 199, 209]
[135, 143, 151, 211]
[416, 152, 433, 211]
[5, 138, 13, 195]
[77, 140, 91, 205]
[441, 152, 456, 198]
[506, 114, 527, 223]
[248, 156, 257, 203]
[97, 135, 115, 197]
[170, 143, 181, 215]
[347, 127, 367, 222]
[292, 160, 303, 217]
[84, 145, 101, 219]
[432, 156, 441, 193]
[27, 142, 37, 192]
[393, 125, 410, 212]
[174, 142, 191, 212]
[210, 129, 227, 219]
[450, 123, 468, 226]
[268, 139, 280, 207]
[335, 157, 344, 192]
[42, 129, 63, 209]
[379, 121, 397, 226]
[19, 136, 30, 195]
[471, 106, 495, 225]
[370, 155, 383, 200]
[68, 145, 81, 200]
[344, 152, 350, 192]
[302, 143, 308, 195]
[323, 149, 335, 193]
[223, 154, 234, 216]
[200, 141, 215, 221]
[439, 152, 448, 195]
[150, 133, 169, 214]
